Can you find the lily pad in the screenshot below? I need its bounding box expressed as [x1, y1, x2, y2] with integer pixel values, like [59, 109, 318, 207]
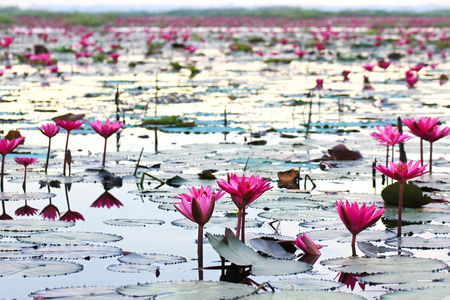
[17, 231, 123, 245]
[385, 236, 450, 249]
[0, 192, 56, 201]
[249, 237, 296, 259]
[380, 287, 450, 299]
[0, 259, 83, 277]
[107, 263, 160, 273]
[269, 278, 343, 291]
[103, 218, 165, 227]
[243, 290, 365, 299]
[171, 217, 263, 229]
[118, 280, 255, 299]
[30, 285, 125, 299]
[206, 230, 311, 276]
[22, 244, 123, 260]
[381, 182, 432, 208]
[0, 220, 74, 232]
[258, 209, 337, 222]
[361, 271, 450, 285]
[118, 252, 187, 265]
[321, 256, 447, 275]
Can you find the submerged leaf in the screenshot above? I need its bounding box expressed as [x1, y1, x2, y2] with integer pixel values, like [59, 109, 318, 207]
[381, 182, 432, 208]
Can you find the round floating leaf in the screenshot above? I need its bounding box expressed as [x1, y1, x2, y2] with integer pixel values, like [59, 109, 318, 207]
[321, 256, 447, 275]
[22, 244, 123, 260]
[380, 287, 450, 299]
[206, 231, 311, 276]
[382, 207, 450, 224]
[30, 285, 124, 299]
[159, 202, 236, 212]
[311, 193, 383, 204]
[304, 229, 347, 241]
[398, 224, 450, 235]
[381, 182, 432, 208]
[118, 280, 255, 299]
[361, 271, 450, 285]
[104, 218, 164, 227]
[300, 219, 344, 229]
[270, 278, 343, 291]
[0, 241, 35, 251]
[357, 242, 412, 258]
[385, 237, 450, 249]
[250, 199, 321, 210]
[244, 290, 365, 299]
[0, 259, 83, 277]
[0, 192, 56, 201]
[0, 220, 74, 232]
[107, 263, 160, 273]
[172, 217, 263, 229]
[17, 231, 123, 245]
[338, 230, 397, 243]
[258, 209, 337, 222]
[118, 252, 187, 265]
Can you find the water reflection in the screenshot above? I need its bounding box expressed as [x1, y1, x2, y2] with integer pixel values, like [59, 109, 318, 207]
[91, 190, 123, 209]
[15, 200, 38, 216]
[60, 183, 84, 223]
[335, 272, 366, 291]
[0, 200, 12, 220]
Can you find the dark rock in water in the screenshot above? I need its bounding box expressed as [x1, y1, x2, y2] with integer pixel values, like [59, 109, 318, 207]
[388, 52, 404, 61]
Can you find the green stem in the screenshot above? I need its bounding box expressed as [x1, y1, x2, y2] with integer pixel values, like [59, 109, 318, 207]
[397, 182, 404, 237]
[102, 138, 107, 167]
[429, 142, 433, 174]
[351, 234, 357, 256]
[1, 155, 4, 193]
[420, 138, 423, 166]
[236, 208, 242, 240]
[198, 224, 204, 281]
[63, 133, 70, 176]
[241, 206, 246, 243]
[45, 138, 51, 174]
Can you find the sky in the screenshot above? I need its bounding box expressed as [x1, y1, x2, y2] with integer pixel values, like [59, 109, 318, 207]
[1, 0, 450, 11]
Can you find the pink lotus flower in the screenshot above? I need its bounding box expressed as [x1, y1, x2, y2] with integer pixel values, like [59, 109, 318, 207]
[217, 173, 272, 209]
[362, 64, 375, 71]
[15, 203, 39, 216]
[402, 117, 439, 139]
[295, 233, 321, 255]
[109, 53, 120, 63]
[0, 36, 14, 48]
[315, 79, 324, 90]
[40, 203, 60, 220]
[315, 43, 325, 51]
[89, 119, 123, 166]
[419, 124, 450, 143]
[370, 124, 409, 146]
[55, 118, 84, 176]
[174, 186, 224, 226]
[39, 123, 59, 174]
[294, 50, 306, 58]
[375, 160, 429, 183]
[335, 200, 384, 256]
[91, 191, 123, 209]
[60, 210, 85, 223]
[14, 157, 38, 167]
[406, 76, 418, 88]
[0, 137, 24, 192]
[377, 61, 391, 70]
[342, 70, 350, 82]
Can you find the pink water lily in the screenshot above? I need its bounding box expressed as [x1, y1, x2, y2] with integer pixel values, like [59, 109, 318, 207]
[295, 233, 321, 255]
[375, 160, 428, 236]
[91, 190, 123, 209]
[38, 123, 60, 174]
[60, 210, 85, 223]
[335, 200, 384, 256]
[89, 119, 123, 166]
[0, 137, 24, 192]
[15, 203, 39, 216]
[15, 157, 37, 193]
[174, 185, 223, 280]
[371, 124, 409, 166]
[40, 203, 60, 220]
[55, 118, 84, 175]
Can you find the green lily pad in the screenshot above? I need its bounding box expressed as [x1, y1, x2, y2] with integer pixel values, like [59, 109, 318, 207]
[0, 259, 83, 277]
[30, 285, 125, 298]
[118, 252, 187, 265]
[0, 192, 56, 201]
[22, 244, 123, 260]
[107, 263, 160, 273]
[118, 280, 255, 299]
[380, 287, 450, 299]
[258, 209, 337, 222]
[0, 220, 74, 232]
[243, 290, 365, 299]
[17, 231, 123, 245]
[357, 242, 413, 258]
[103, 218, 165, 227]
[171, 217, 263, 229]
[361, 271, 450, 285]
[321, 256, 447, 275]
[269, 278, 343, 291]
[206, 230, 311, 276]
[385, 237, 450, 249]
[381, 182, 432, 208]
[249, 237, 296, 259]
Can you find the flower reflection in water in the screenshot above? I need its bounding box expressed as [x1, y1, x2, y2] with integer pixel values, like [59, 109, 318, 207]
[335, 272, 366, 291]
[15, 201, 38, 216]
[41, 201, 60, 220]
[59, 183, 84, 223]
[91, 190, 123, 209]
[0, 200, 12, 220]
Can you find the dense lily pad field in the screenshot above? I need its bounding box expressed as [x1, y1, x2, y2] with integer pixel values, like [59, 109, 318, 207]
[0, 15, 450, 299]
